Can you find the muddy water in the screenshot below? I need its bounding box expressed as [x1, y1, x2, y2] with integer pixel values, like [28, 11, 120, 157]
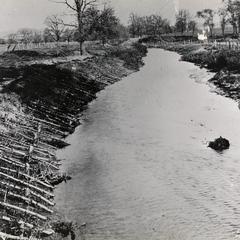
[55, 49, 240, 240]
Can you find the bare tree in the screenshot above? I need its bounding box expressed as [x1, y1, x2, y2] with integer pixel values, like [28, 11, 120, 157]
[55, 0, 98, 54]
[45, 15, 65, 43]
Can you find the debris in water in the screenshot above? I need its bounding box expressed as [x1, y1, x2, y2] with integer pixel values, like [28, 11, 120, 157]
[53, 221, 76, 240]
[208, 136, 230, 151]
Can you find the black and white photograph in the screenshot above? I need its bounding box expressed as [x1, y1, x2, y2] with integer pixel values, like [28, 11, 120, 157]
[0, 0, 240, 239]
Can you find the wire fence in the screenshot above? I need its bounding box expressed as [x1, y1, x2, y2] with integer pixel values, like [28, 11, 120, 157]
[147, 39, 240, 51]
[0, 41, 80, 54]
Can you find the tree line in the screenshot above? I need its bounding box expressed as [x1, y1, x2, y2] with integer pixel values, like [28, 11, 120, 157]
[128, 13, 172, 37]
[6, 0, 129, 55]
[128, 0, 240, 38]
[6, 0, 240, 53]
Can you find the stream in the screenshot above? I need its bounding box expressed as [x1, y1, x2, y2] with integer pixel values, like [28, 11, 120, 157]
[55, 49, 240, 240]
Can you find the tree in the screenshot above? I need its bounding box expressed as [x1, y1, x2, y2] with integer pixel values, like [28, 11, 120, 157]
[115, 24, 129, 40]
[196, 9, 215, 37]
[32, 30, 43, 44]
[161, 19, 172, 34]
[43, 28, 54, 42]
[233, 1, 240, 35]
[188, 20, 197, 36]
[143, 15, 155, 35]
[0, 39, 6, 44]
[82, 6, 101, 40]
[62, 28, 74, 44]
[94, 6, 120, 45]
[154, 15, 164, 36]
[18, 28, 34, 44]
[218, 8, 228, 37]
[128, 13, 145, 37]
[223, 0, 238, 36]
[45, 15, 65, 42]
[175, 9, 189, 34]
[57, 0, 98, 55]
[152, 15, 170, 36]
[128, 13, 171, 37]
[7, 33, 18, 44]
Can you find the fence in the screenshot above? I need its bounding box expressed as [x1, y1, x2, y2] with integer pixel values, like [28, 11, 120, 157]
[0, 41, 80, 54]
[146, 38, 240, 51]
[211, 40, 240, 50]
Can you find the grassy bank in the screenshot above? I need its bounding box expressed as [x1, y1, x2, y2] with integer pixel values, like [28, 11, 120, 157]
[0, 41, 147, 239]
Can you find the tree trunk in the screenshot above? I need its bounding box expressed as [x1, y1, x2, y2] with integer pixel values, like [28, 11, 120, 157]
[232, 23, 238, 36]
[77, 10, 84, 55]
[221, 26, 225, 38]
[238, 17, 240, 37]
[210, 27, 213, 38]
[192, 28, 195, 37]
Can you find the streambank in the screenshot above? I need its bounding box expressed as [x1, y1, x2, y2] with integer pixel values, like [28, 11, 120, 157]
[0, 41, 147, 239]
[142, 39, 240, 103]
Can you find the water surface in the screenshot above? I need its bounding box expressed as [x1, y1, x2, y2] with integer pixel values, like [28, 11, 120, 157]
[55, 49, 240, 240]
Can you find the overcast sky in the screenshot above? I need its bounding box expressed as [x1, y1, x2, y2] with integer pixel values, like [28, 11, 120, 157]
[0, 0, 222, 35]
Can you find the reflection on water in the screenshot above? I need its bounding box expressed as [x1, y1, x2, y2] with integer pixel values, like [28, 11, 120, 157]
[55, 49, 240, 240]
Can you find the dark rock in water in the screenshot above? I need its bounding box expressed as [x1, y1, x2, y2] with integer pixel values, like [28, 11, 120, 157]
[208, 136, 230, 151]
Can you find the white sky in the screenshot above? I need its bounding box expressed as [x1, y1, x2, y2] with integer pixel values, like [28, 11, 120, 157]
[0, 0, 222, 35]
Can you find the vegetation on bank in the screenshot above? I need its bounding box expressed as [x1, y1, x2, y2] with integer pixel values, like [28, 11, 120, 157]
[182, 49, 240, 71]
[157, 42, 240, 72]
[142, 37, 240, 104]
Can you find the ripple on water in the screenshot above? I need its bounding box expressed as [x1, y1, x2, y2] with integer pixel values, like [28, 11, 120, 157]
[55, 49, 240, 240]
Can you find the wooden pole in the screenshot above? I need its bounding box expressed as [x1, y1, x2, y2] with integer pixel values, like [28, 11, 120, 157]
[0, 232, 38, 240]
[0, 202, 47, 221]
[0, 172, 54, 197]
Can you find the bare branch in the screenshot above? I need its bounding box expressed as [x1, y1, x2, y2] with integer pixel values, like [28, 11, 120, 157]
[62, 23, 78, 27]
[65, 0, 78, 11]
[59, 18, 78, 28]
[48, 0, 77, 11]
[82, 0, 97, 12]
